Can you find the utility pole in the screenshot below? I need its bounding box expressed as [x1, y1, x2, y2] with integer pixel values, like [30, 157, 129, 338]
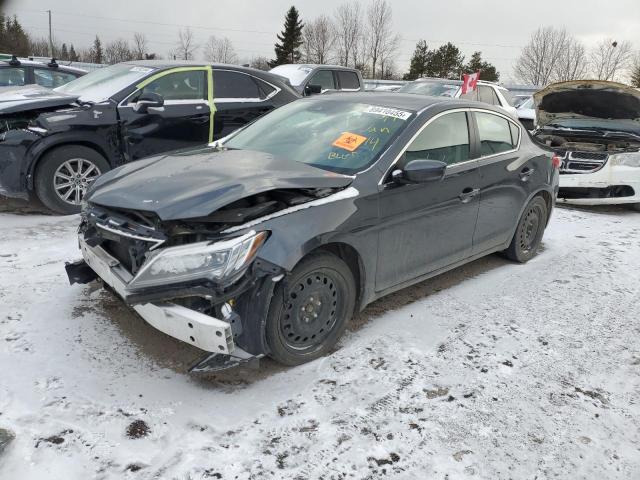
[47, 10, 53, 57]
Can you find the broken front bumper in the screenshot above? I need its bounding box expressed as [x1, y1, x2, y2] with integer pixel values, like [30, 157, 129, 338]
[69, 236, 235, 355]
[559, 163, 640, 206]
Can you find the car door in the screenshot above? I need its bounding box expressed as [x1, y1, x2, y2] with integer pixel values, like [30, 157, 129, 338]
[212, 69, 277, 140]
[117, 68, 211, 161]
[304, 69, 336, 95]
[471, 109, 535, 254]
[376, 110, 481, 292]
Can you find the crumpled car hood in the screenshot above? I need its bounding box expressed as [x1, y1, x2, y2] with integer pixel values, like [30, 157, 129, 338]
[86, 147, 353, 220]
[534, 80, 640, 128]
[0, 85, 79, 113]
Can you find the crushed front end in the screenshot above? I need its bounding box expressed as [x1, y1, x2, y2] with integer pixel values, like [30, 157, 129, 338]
[66, 202, 284, 372]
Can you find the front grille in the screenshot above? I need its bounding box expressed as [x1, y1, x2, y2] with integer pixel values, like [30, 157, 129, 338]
[560, 151, 608, 174]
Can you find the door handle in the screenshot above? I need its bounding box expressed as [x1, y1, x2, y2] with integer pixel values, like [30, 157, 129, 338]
[189, 115, 210, 124]
[459, 187, 480, 203]
[519, 167, 535, 182]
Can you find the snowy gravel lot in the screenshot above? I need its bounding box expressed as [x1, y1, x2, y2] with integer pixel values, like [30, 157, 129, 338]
[1, 203, 639, 479]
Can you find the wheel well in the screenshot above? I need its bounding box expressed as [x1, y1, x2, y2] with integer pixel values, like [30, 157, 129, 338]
[31, 142, 109, 181]
[536, 190, 553, 225]
[310, 243, 364, 309]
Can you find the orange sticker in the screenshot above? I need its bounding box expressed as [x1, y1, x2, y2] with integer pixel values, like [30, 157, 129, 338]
[332, 132, 367, 152]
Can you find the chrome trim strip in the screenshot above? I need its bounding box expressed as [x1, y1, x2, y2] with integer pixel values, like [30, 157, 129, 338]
[96, 222, 165, 249]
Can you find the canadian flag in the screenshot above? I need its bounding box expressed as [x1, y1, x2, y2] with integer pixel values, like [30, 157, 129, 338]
[461, 71, 480, 94]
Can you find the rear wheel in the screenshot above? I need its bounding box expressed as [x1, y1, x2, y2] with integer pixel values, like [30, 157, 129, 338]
[265, 252, 356, 366]
[35, 146, 109, 215]
[504, 196, 548, 263]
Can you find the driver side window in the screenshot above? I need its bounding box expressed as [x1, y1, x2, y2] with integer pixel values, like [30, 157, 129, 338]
[132, 70, 207, 102]
[307, 70, 335, 91]
[403, 112, 470, 167]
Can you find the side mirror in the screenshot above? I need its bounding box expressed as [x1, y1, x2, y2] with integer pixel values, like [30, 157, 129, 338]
[134, 91, 164, 113]
[392, 159, 447, 184]
[304, 84, 323, 96]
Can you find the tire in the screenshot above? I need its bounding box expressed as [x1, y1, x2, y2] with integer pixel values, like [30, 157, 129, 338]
[265, 252, 356, 366]
[34, 146, 110, 215]
[504, 196, 548, 263]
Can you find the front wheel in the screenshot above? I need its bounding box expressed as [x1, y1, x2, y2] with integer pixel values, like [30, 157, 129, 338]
[504, 196, 548, 263]
[35, 146, 110, 215]
[265, 252, 356, 366]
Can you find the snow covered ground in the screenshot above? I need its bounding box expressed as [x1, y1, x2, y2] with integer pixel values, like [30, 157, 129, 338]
[0, 205, 639, 479]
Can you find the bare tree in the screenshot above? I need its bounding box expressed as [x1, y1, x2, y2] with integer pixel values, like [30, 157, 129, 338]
[175, 27, 197, 60]
[249, 55, 271, 71]
[132, 33, 147, 60]
[104, 39, 133, 64]
[590, 38, 634, 81]
[303, 15, 336, 64]
[514, 27, 568, 86]
[552, 36, 588, 82]
[204, 35, 238, 64]
[28, 37, 50, 57]
[366, 0, 399, 79]
[333, 2, 361, 67]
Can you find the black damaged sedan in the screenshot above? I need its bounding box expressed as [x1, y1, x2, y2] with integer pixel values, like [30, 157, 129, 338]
[66, 93, 559, 371]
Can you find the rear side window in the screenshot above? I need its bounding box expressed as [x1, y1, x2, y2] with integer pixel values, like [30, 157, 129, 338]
[479, 86, 499, 105]
[500, 89, 516, 106]
[137, 70, 206, 101]
[337, 71, 360, 90]
[0, 67, 25, 86]
[34, 68, 78, 88]
[308, 70, 335, 90]
[256, 78, 276, 99]
[405, 112, 470, 166]
[214, 70, 261, 99]
[459, 88, 478, 101]
[476, 112, 518, 156]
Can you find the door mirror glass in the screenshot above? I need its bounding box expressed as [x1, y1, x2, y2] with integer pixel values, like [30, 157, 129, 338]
[304, 83, 323, 95]
[393, 159, 447, 184]
[134, 91, 164, 113]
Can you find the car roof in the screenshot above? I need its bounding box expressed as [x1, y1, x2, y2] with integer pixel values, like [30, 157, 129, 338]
[301, 91, 479, 112]
[273, 63, 359, 72]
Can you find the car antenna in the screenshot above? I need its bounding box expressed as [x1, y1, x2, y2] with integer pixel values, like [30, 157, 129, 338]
[47, 57, 59, 68]
[8, 55, 20, 66]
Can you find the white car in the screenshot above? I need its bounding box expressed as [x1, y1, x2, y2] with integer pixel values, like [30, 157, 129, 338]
[516, 95, 535, 130]
[533, 80, 640, 210]
[397, 78, 518, 118]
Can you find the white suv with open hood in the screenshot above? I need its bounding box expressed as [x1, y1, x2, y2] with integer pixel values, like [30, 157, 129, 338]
[533, 80, 640, 210]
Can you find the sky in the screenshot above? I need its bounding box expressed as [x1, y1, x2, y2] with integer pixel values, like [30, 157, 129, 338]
[4, 0, 640, 82]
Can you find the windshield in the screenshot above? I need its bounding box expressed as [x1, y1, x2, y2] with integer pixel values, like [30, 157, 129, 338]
[54, 63, 156, 102]
[397, 81, 460, 98]
[269, 65, 313, 86]
[225, 100, 413, 174]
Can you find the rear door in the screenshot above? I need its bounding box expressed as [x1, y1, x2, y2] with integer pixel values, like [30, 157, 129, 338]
[212, 69, 277, 140]
[376, 110, 481, 292]
[117, 67, 211, 161]
[471, 109, 536, 253]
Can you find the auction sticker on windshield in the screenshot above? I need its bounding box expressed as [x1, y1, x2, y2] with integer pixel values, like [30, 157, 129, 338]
[364, 105, 412, 121]
[333, 132, 368, 152]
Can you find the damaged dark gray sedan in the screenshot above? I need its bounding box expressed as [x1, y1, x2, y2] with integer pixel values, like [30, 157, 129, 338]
[66, 93, 559, 372]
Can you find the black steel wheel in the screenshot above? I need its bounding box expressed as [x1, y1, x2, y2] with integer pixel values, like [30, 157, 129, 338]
[266, 252, 356, 365]
[505, 196, 548, 263]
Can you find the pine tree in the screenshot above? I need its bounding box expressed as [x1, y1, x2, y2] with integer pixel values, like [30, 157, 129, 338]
[271, 6, 303, 67]
[465, 51, 500, 82]
[69, 44, 78, 62]
[90, 35, 103, 64]
[403, 40, 432, 80]
[60, 43, 68, 61]
[0, 15, 30, 56]
[425, 42, 464, 79]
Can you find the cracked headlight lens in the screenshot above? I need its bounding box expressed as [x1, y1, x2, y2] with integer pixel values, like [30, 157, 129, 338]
[129, 230, 268, 289]
[609, 153, 640, 168]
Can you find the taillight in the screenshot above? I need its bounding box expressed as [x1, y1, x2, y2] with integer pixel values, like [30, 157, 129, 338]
[551, 154, 562, 169]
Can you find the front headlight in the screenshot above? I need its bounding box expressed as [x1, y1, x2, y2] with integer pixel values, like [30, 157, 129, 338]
[609, 153, 640, 168]
[129, 230, 268, 289]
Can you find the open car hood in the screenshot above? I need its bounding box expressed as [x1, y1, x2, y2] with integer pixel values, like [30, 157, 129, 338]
[534, 80, 640, 128]
[86, 147, 353, 221]
[0, 85, 79, 114]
